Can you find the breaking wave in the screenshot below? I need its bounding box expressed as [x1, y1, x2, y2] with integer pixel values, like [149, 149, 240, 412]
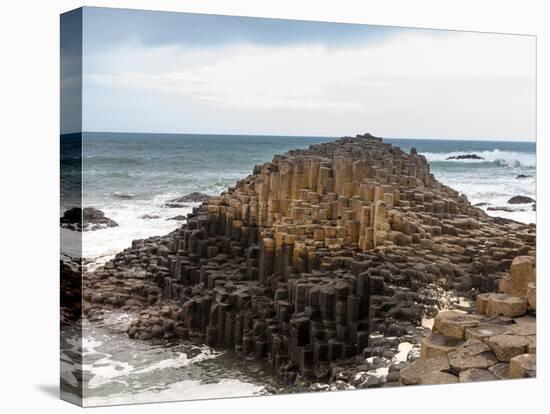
[422, 149, 535, 168]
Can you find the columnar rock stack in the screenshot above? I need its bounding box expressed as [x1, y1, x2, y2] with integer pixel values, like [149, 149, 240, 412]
[206, 133, 534, 294]
[401, 255, 536, 385]
[86, 133, 535, 381]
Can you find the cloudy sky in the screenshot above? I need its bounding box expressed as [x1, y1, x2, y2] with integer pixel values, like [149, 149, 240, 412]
[75, 7, 535, 140]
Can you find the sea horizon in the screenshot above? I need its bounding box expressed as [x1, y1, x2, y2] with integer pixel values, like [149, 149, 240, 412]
[60, 131, 536, 144]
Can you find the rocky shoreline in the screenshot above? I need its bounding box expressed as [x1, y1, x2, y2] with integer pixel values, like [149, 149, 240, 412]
[400, 255, 536, 384]
[81, 133, 536, 392]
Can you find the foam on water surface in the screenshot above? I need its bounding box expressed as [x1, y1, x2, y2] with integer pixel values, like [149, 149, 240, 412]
[74, 312, 272, 405]
[83, 379, 266, 407]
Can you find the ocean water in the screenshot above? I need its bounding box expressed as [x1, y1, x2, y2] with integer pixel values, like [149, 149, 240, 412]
[60, 311, 273, 406]
[61, 132, 535, 404]
[387, 138, 536, 224]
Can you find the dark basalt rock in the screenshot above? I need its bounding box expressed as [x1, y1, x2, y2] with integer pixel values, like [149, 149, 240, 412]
[60, 207, 118, 231]
[515, 174, 532, 179]
[167, 215, 187, 221]
[60, 259, 82, 323]
[140, 214, 160, 220]
[474, 202, 488, 207]
[490, 216, 524, 226]
[162, 202, 190, 208]
[508, 196, 535, 205]
[168, 192, 211, 203]
[446, 154, 484, 160]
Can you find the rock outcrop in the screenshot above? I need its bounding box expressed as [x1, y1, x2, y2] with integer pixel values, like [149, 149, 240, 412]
[83, 133, 536, 387]
[163, 192, 211, 207]
[400, 255, 536, 384]
[61, 207, 118, 231]
[508, 196, 535, 205]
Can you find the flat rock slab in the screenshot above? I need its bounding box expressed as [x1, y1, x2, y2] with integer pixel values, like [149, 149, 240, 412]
[433, 311, 483, 339]
[418, 371, 458, 385]
[513, 315, 536, 325]
[459, 368, 498, 383]
[447, 339, 498, 370]
[486, 293, 527, 318]
[400, 356, 450, 385]
[486, 334, 529, 361]
[488, 362, 510, 379]
[508, 321, 536, 336]
[420, 332, 464, 358]
[465, 324, 511, 341]
[509, 353, 536, 378]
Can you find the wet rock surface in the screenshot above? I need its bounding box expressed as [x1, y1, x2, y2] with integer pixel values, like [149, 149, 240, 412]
[83, 133, 536, 391]
[61, 207, 119, 231]
[167, 215, 187, 221]
[508, 196, 535, 205]
[163, 192, 211, 208]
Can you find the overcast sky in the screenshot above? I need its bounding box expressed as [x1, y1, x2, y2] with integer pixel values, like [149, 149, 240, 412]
[76, 7, 535, 141]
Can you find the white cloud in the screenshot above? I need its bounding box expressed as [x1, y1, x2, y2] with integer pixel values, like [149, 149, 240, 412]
[83, 31, 535, 140]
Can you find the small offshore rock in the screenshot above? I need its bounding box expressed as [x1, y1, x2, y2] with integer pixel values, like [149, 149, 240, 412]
[140, 214, 160, 220]
[169, 192, 210, 203]
[167, 215, 187, 221]
[508, 195, 535, 204]
[60, 207, 118, 231]
[446, 154, 483, 160]
[162, 202, 190, 208]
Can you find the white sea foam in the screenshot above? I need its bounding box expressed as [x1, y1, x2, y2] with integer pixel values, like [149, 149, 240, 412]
[86, 359, 135, 389]
[83, 379, 265, 407]
[84, 332, 219, 389]
[132, 349, 217, 375]
[427, 156, 536, 224]
[394, 342, 413, 363]
[81, 194, 196, 260]
[422, 149, 535, 167]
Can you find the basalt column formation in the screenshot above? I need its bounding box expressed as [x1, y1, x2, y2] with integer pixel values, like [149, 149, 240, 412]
[88, 133, 535, 380]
